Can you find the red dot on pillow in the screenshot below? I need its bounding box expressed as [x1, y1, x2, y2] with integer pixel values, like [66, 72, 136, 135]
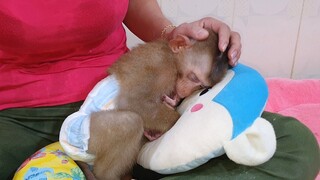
[191, 103, 203, 112]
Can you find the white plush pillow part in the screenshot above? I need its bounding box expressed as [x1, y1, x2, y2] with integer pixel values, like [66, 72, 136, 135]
[223, 117, 276, 166]
[138, 70, 235, 174]
[137, 64, 274, 174]
[138, 102, 233, 173]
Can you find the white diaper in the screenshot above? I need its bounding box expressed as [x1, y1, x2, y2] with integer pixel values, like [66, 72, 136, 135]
[59, 75, 119, 164]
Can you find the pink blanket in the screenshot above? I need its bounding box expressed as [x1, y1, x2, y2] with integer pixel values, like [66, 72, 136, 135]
[265, 78, 320, 143]
[265, 78, 320, 180]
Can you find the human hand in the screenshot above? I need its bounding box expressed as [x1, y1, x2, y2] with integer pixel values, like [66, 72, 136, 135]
[167, 17, 241, 66]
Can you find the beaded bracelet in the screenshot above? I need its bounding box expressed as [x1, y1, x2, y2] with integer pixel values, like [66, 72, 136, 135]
[161, 24, 176, 39]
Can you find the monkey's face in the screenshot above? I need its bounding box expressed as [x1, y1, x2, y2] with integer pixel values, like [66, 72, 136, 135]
[168, 32, 220, 105]
[175, 50, 213, 100]
[161, 56, 211, 110]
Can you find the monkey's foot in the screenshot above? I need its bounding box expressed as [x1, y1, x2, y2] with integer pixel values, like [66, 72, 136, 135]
[144, 130, 163, 141]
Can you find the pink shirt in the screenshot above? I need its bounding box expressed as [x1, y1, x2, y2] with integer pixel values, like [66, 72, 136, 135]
[0, 0, 129, 110]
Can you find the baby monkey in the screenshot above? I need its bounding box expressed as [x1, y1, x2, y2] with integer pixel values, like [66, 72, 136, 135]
[60, 29, 229, 180]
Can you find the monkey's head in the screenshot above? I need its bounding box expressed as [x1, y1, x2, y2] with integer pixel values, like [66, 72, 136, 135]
[167, 30, 229, 102]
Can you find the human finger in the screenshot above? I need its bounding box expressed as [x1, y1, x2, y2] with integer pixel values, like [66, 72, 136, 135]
[198, 17, 231, 52]
[170, 22, 209, 40]
[227, 31, 242, 66]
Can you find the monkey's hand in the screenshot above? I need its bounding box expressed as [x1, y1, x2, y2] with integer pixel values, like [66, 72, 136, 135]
[162, 93, 181, 109]
[144, 129, 163, 141]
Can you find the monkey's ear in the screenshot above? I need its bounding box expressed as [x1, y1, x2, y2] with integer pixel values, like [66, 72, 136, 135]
[169, 35, 193, 53]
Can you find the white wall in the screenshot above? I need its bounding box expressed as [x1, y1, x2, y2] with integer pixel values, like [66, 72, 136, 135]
[126, 0, 320, 79]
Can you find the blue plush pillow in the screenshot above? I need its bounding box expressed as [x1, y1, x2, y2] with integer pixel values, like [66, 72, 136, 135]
[137, 64, 276, 174]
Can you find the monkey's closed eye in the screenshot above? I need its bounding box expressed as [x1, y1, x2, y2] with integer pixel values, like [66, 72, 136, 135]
[187, 73, 200, 83]
[200, 88, 210, 96]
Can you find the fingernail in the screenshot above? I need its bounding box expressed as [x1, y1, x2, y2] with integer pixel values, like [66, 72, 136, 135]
[231, 50, 238, 65]
[231, 50, 237, 60]
[233, 60, 238, 66]
[222, 43, 228, 52]
[197, 29, 208, 37]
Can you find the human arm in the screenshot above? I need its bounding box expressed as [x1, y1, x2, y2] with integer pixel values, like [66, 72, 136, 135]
[123, 0, 172, 42]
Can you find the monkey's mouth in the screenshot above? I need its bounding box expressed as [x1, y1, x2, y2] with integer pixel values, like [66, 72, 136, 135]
[162, 91, 181, 109]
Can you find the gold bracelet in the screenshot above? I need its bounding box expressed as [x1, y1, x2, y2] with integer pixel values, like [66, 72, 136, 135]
[161, 24, 176, 39]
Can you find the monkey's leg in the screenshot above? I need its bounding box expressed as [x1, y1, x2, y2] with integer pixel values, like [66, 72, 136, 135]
[88, 110, 144, 180]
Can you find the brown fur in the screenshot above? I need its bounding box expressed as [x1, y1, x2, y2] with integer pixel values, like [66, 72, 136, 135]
[109, 40, 180, 132]
[87, 30, 229, 180]
[89, 110, 144, 179]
